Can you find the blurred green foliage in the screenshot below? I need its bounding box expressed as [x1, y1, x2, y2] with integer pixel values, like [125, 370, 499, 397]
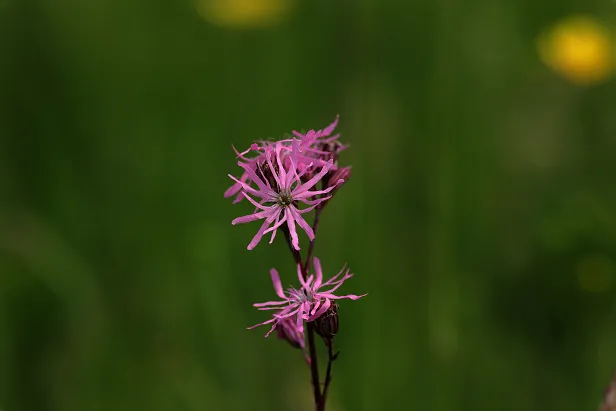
[1, 0, 616, 410]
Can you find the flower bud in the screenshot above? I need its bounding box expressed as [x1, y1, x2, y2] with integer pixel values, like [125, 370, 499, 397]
[317, 140, 346, 164]
[275, 317, 304, 350]
[327, 166, 351, 190]
[309, 303, 339, 343]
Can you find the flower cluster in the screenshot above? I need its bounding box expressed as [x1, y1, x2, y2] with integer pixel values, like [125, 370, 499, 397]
[224, 115, 345, 203]
[247, 258, 365, 358]
[226, 116, 350, 251]
[225, 116, 364, 406]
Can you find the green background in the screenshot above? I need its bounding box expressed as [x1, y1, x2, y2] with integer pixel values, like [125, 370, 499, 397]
[1, 0, 616, 410]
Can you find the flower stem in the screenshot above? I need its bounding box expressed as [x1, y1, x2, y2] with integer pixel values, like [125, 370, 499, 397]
[304, 209, 331, 411]
[322, 342, 338, 405]
[281, 226, 322, 410]
[307, 328, 322, 411]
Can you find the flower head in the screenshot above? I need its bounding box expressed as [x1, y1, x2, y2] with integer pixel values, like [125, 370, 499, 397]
[229, 139, 343, 250]
[248, 257, 366, 337]
[224, 116, 348, 203]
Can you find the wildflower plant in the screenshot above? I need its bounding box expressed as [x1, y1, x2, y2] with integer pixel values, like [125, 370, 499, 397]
[226, 116, 365, 410]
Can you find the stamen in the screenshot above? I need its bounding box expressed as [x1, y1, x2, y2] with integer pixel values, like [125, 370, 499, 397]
[277, 190, 293, 207]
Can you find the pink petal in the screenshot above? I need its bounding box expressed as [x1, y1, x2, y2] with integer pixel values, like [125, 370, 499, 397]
[247, 217, 275, 250]
[285, 208, 300, 250]
[297, 301, 312, 332]
[264, 321, 279, 338]
[265, 146, 284, 190]
[295, 203, 318, 214]
[296, 308, 304, 333]
[320, 265, 348, 287]
[231, 192, 245, 204]
[321, 115, 339, 136]
[232, 208, 271, 225]
[320, 133, 341, 143]
[232, 144, 260, 161]
[270, 268, 286, 300]
[320, 272, 354, 294]
[237, 162, 274, 196]
[288, 206, 314, 241]
[274, 144, 289, 188]
[273, 307, 301, 320]
[242, 192, 272, 211]
[304, 130, 317, 141]
[296, 263, 310, 291]
[285, 139, 301, 188]
[303, 147, 330, 155]
[224, 179, 243, 198]
[264, 213, 287, 244]
[247, 316, 276, 330]
[228, 173, 268, 200]
[310, 298, 322, 316]
[293, 179, 342, 200]
[308, 298, 331, 321]
[253, 300, 287, 307]
[320, 293, 367, 300]
[313, 257, 323, 288]
[319, 280, 348, 295]
[293, 161, 313, 183]
[292, 160, 334, 196]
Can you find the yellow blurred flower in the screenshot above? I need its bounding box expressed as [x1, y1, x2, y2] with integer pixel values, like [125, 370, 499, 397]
[197, 0, 294, 28]
[538, 16, 614, 85]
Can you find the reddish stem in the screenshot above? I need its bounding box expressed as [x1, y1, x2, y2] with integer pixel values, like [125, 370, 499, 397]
[322, 343, 337, 405]
[284, 201, 331, 410]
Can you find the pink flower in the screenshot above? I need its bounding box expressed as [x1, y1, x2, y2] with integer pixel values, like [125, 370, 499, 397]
[274, 315, 311, 364]
[293, 115, 347, 167]
[229, 139, 343, 250]
[224, 143, 262, 204]
[321, 166, 351, 207]
[224, 116, 347, 203]
[275, 315, 305, 350]
[247, 257, 366, 337]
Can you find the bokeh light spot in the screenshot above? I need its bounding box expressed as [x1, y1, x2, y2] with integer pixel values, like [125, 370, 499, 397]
[537, 16, 614, 85]
[196, 0, 294, 28]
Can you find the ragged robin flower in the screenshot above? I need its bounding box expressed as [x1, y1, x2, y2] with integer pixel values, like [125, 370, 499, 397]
[229, 139, 343, 250]
[224, 116, 347, 203]
[247, 257, 366, 336]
